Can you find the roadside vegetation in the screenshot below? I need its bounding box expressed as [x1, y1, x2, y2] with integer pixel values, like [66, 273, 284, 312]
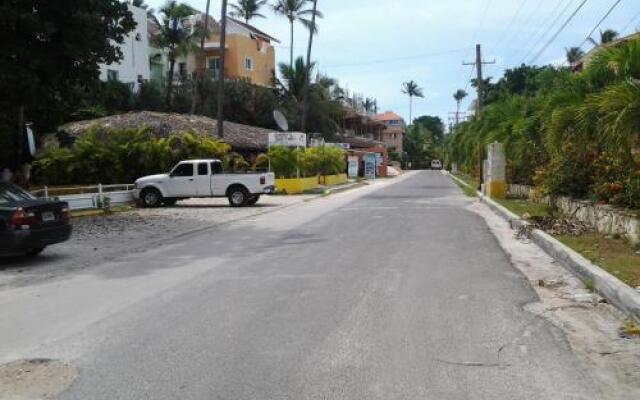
[448, 37, 640, 210]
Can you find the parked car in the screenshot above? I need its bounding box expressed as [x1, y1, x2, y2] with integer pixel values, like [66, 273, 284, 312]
[134, 159, 276, 208]
[0, 183, 72, 256]
[430, 160, 443, 170]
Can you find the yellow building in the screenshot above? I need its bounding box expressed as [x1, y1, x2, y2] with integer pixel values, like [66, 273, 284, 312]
[201, 17, 279, 87]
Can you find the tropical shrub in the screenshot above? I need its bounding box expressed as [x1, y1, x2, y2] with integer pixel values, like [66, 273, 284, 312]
[448, 37, 640, 209]
[34, 128, 230, 184]
[267, 145, 346, 179]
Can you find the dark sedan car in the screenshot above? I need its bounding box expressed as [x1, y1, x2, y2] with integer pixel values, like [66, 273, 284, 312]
[0, 183, 72, 256]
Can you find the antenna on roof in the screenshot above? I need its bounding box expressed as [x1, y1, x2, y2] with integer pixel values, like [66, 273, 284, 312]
[273, 110, 289, 132]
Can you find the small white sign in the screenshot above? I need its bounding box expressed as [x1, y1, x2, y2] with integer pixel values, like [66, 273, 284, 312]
[268, 132, 307, 148]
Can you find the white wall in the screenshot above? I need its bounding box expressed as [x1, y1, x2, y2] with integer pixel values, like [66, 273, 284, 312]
[99, 5, 150, 92]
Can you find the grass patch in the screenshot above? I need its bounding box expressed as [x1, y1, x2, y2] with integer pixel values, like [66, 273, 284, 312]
[494, 198, 553, 218]
[556, 233, 640, 288]
[452, 178, 477, 197]
[453, 173, 479, 189]
[621, 321, 640, 337]
[71, 205, 133, 218]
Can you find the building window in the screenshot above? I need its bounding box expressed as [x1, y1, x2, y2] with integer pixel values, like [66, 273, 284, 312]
[107, 69, 119, 82]
[208, 58, 221, 78]
[178, 62, 187, 78]
[244, 57, 253, 71]
[137, 74, 144, 84]
[135, 32, 142, 41]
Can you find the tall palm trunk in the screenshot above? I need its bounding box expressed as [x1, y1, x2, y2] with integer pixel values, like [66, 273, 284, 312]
[289, 17, 294, 69]
[409, 95, 413, 125]
[165, 57, 176, 109]
[455, 100, 461, 125]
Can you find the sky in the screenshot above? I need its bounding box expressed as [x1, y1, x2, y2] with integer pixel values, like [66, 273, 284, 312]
[146, 0, 640, 128]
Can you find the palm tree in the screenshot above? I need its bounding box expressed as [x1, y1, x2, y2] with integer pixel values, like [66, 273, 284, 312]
[402, 80, 424, 125]
[152, 0, 198, 109]
[278, 56, 314, 100]
[363, 97, 376, 114]
[453, 89, 468, 125]
[600, 29, 619, 45]
[565, 46, 585, 64]
[272, 0, 323, 68]
[229, 0, 268, 23]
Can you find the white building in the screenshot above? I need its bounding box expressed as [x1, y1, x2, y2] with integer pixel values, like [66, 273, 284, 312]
[99, 4, 150, 92]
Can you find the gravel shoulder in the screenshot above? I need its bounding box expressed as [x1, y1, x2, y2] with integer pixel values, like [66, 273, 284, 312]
[0, 195, 315, 288]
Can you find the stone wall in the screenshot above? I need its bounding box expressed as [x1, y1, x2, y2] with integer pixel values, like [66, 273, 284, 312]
[507, 185, 639, 244]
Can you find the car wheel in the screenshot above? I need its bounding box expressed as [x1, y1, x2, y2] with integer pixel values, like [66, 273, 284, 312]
[228, 187, 249, 207]
[247, 195, 260, 206]
[26, 247, 45, 257]
[141, 188, 162, 208]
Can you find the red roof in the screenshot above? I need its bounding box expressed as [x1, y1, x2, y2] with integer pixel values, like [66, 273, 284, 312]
[373, 111, 404, 122]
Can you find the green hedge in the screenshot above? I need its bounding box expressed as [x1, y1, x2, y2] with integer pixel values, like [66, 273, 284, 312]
[267, 146, 346, 179]
[34, 128, 229, 185]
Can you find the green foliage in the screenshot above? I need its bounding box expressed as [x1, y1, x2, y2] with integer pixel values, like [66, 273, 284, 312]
[267, 145, 345, 178]
[448, 37, 640, 209]
[34, 128, 230, 185]
[0, 0, 135, 168]
[404, 124, 438, 169]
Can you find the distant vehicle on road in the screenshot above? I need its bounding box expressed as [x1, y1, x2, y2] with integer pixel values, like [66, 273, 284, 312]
[430, 160, 443, 170]
[134, 159, 276, 208]
[0, 183, 72, 256]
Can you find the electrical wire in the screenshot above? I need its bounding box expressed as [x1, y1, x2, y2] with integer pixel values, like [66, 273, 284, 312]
[489, 0, 528, 54]
[323, 48, 471, 69]
[578, 0, 623, 48]
[529, 0, 589, 64]
[517, 0, 572, 64]
[621, 10, 640, 33]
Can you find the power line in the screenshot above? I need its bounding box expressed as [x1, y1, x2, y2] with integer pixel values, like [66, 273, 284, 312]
[501, 0, 543, 57]
[458, 0, 493, 85]
[579, 0, 623, 48]
[489, 0, 528, 54]
[324, 48, 471, 69]
[517, 0, 571, 64]
[621, 10, 640, 32]
[530, 0, 589, 64]
[521, 0, 577, 64]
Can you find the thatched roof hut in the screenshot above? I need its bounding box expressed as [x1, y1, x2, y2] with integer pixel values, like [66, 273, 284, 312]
[59, 111, 274, 152]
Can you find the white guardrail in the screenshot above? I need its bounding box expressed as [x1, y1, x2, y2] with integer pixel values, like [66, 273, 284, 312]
[31, 184, 136, 211]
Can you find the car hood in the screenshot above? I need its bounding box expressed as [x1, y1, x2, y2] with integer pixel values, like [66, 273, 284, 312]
[136, 174, 169, 183]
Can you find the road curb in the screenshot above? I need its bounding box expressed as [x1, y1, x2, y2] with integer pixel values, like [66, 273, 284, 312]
[447, 172, 640, 324]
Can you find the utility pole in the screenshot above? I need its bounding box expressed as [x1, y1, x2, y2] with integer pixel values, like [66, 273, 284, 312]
[216, 0, 228, 138]
[463, 44, 495, 115]
[463, 44, 495, 189]
[301, 0, 318, 133]
[191, 0, 211, 115]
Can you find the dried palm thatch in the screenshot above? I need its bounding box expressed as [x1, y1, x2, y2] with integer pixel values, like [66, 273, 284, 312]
[59, 111, 274, 151]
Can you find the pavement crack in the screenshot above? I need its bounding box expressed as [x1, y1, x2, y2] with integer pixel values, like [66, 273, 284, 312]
[434, 358, 505, 368]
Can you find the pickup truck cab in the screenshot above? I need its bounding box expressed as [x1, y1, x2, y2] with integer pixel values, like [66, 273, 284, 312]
[134, 160, 275, 208]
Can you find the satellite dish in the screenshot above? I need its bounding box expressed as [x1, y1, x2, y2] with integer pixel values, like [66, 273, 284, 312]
[273, 110, 289, 132]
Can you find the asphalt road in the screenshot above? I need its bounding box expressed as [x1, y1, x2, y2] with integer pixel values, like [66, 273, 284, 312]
[2, 171, 600, 399]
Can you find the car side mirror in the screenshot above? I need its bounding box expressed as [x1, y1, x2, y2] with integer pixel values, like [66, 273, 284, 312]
[169, 172, 175, 178]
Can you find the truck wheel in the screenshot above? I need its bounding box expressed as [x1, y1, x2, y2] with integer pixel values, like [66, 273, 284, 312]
[141, 188, 162, 208]
[247, 195, 260, 206]
[228, 186, 249, 207]
[163, 198, 178, 207]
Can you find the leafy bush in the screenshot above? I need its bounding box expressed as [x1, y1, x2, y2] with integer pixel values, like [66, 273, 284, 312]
[34, 128, 230, 184]
[267, 146, 346, 179]
[448, 37, 640, 209]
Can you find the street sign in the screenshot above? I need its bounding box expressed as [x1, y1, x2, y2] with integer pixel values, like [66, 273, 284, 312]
[348, 156, 359, 178]
[268, 132, 307, 148]
[364, 153, 376, 180]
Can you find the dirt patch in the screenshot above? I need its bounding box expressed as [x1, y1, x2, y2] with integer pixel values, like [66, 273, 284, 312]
[0, 359, 77, 400]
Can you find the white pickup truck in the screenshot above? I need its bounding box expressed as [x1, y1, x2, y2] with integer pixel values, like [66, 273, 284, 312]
[133, 159, 276, 208]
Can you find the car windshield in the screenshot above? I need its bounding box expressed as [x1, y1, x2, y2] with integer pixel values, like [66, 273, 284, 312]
[0, 183, 35, 204]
